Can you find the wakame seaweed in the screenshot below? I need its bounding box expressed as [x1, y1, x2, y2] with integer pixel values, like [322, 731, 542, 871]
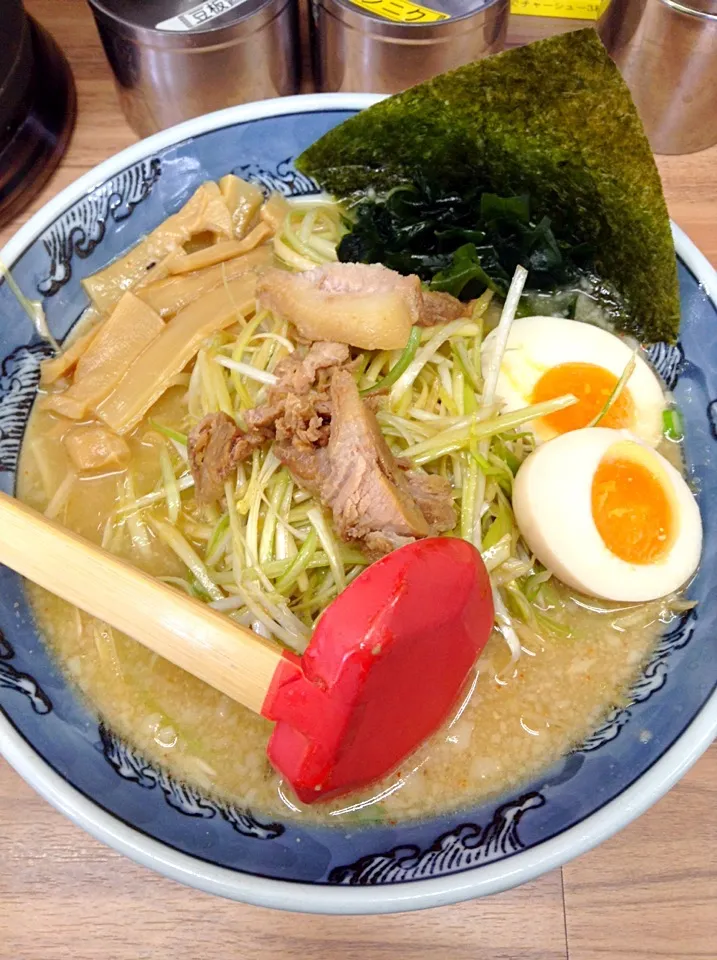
[337, 181, 595, 301]
[298, 29, 680, 343]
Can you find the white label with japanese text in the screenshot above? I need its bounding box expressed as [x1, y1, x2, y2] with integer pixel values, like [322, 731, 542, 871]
[156, 0, 250, 31]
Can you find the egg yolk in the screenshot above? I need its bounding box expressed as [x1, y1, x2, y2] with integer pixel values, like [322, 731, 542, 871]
[591, 454, 673, 564]
[532, 362, 635, 435]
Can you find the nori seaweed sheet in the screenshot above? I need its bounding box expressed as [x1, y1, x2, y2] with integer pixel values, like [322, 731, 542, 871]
[297, 29, 679, 343]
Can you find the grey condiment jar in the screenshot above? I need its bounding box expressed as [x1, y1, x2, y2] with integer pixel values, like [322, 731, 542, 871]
[87, 0, 300, 138]
[311, 0, 508, 94]
[599, 0, 717, 154]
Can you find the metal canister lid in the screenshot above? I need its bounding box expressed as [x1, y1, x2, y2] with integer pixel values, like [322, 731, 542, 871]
[89, 0, 288, 46]
[667, 0, 717, 16]
[321, 0, 503, 37]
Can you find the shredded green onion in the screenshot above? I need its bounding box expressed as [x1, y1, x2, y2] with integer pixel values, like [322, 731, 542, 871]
[588, 349, 637, 428]
[307, 507, 346, 592]
[122, 474, 153, 559]
[150, 518, 224, 602]
[44, 470, 76, 521]
[0, 260, 58, 351]
[662, 407, 684, 442]
[390, 317, 471, 404]
[402, 394, 577, 465]
[482, 498, 514, 553]
[88, 199, 623, 665]
[215, 355, 279, 386]
[205, 514, 231, 567]
[472, 265, 528, 543]
[158, 443, 181, 523]
[361, 326, 421, 396]
[149, 420, 188, 446]
[116, 474, 194, 517]
[275, 528, 319, 595]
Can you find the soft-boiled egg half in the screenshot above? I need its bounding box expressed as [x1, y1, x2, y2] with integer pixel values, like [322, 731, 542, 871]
[482, 317, 666, 446]
[513, 428, 702, 602]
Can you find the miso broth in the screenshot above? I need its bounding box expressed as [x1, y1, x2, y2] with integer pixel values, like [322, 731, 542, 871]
[17, 395, 673, 823]
[15, 181, 693, 825]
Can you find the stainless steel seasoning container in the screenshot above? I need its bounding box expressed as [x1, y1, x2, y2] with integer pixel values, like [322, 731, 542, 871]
[87, 0, 300, 137]
[311, 0, 508, 94]
[598, 0, 717, 154]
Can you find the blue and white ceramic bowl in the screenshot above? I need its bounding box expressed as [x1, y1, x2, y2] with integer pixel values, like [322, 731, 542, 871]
[1, 95, 716, 914]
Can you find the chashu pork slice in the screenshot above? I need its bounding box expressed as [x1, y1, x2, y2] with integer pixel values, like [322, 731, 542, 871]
[316, 369, 430, 543]
[257, 262, 421, 351]
[277, 369, 457, 554]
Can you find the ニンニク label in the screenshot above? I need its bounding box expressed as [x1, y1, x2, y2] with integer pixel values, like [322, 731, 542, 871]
[348, 0, 450, 23]
[156, 0, 250, 31]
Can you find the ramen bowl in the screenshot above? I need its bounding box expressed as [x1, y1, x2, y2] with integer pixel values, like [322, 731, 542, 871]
[1, 95, 716, 914]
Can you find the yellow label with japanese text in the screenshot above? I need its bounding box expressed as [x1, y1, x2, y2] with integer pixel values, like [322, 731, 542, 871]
[349, 0, 450, 23]
[510, 0, 609, 19]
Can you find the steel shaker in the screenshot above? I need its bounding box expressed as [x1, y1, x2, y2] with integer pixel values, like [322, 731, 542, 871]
[87, 0, 300, 137]
[310, 0, 508, 94]
[599, 0, 717, 154]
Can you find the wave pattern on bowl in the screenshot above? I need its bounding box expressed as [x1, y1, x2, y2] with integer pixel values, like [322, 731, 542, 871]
[0, 101, 716, 910]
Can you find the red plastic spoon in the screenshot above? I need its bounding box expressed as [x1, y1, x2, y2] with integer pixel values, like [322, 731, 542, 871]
[0, 493, 494, 803]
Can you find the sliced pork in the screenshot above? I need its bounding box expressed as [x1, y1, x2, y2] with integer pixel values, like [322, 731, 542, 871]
[420, 290, 470, 327]
[276, 369, 456, 555]
[269, 340, 350, 398]
[258, 261, 469, 348]
[257, 262, 420, 350]
[187, 342, 349, 503]
[187, 412, 261, 504]
[317, 370, 430, 543]
[187, 342, 457, 556]
[403, 469, 457, 532]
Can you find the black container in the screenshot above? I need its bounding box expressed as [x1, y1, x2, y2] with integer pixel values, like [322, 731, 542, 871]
[0, 2, 77, 228]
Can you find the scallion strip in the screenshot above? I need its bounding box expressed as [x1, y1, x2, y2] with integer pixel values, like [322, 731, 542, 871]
[205, 514, 230, 567]
[482, 499, 514, 552]
[588, 349, 637, 428]
[123, 474, 153, 559]
[259, 472, 288, 564]
[263, 546, 368, 580]
[149, 420, 188, 446]
[663, 407, 684, 442]
[460, 452, 478, 541]
[361, 326, 421, 396]
[452, 341, 481, 393]
[215, 355, 278, 386]
[307, 507, 346, 591]
[275, 528, 318, 594]
[44, 470, 76, 521]
[391, 318, 468, 404]
[150, 518, 223, 601]
[493, 588, 522, 673]
[402, 394, 577, 465]
[0, 260, 58, 351]
[116, 474, 194, 517]
[472, 265, 528, 545]
[158, 443, 181, 523]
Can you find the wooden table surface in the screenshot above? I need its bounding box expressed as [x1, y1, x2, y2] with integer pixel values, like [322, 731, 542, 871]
[1, 3, 716, 958]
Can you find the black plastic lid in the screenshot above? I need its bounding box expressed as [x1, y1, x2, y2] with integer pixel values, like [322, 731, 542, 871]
[0, 0, 26, 71]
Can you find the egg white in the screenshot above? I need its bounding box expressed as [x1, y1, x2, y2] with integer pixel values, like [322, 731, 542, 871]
[482, 316, 666, 446]
[512, 427, 702, 602]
